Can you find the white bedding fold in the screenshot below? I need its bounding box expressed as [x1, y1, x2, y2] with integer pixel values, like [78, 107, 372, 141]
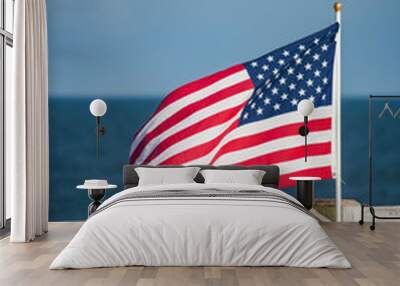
[50, 183, 350, 269]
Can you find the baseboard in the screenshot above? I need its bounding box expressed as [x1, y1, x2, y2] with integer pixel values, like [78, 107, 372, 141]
[314, 199, 400, 222]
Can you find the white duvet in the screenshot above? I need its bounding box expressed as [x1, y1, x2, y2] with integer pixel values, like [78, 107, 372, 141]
[50, 183, 350, 269]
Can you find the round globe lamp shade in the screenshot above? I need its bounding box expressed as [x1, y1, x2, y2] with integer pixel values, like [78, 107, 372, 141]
[297, 99, 314, 117]
[90, 99, 107, 117]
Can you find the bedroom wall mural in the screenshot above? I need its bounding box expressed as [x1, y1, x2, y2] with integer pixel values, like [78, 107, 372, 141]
[47, 0, 400, 221]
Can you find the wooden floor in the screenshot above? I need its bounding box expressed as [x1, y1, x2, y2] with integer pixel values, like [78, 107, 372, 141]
[0, 222, 399, 286]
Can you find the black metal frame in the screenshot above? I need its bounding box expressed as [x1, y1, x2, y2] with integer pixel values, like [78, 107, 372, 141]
[359, 95, 400, 230]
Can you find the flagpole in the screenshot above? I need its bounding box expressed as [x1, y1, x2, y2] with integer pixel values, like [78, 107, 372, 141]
[333, 2, 342, 222]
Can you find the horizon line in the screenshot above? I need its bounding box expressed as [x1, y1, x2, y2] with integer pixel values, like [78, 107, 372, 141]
[48, 93, 392, 100]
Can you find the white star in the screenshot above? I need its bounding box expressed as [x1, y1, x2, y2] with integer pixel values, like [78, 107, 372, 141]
[283, 50, 290, 57]
[278, 59, 285, 66]
[257, 74, 264, 80]
[293, 53, 299, 59]
[322, 94, 327, 100]
[243, 112, 249, 119]
[287, 67, 294, 75]
[305, 49, 311, 55]
[273, 103, 280, 110]
[296, 73, 304, 80]
[314, 70, 321, 77]
[295, 58, 302, 65]
[272, 87, 279, 95]
[314, 38, 320, 45]
[316, 86, 322, 93]
[313, 53, 320, 61]
[266, 81, 272, 88]
[299, 44, 306, 51]
[299, 89, 306, 96]
[281, 93, 288, 100]
[279, 77, 286, 85]
[258, 92, 264, 99]
[323, 77, 329, 84]
[256, 107, 263, 115]
[272, 68, 279, 75]
[256, 88, 262, 94]
[251, 61, 258, 67]
[309, 95, 315, 102]
[264, 97, 271, 105]
[306, 79, 314, 86]
[322, 60, 328, 68]
[291, 99, 299, 106]
[305, 63, 312, 70]
[262, 64, 269, 71]
[289, 83, 296, 90]
[321, 44, 328, 51]
[267, 55, 274, 62]
[251, 102, 256, 109]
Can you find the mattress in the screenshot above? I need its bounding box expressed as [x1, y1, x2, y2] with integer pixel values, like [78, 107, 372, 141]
[50, 183, 350, 269]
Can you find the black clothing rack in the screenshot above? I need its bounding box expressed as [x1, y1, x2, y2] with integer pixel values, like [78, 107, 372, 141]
[359, 95, 400, 230]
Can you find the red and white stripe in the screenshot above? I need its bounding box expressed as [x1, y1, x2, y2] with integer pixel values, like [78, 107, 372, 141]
[129, 65, 253, 163]
[129, 65, 333, 188]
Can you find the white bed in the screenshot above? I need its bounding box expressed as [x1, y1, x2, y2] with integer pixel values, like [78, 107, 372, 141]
[50, 183, 350, 269]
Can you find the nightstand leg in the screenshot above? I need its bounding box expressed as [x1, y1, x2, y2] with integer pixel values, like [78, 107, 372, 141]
[88, 201, 101, 216]
[87, 189, 106, 216]
[297, 181, 314, 210]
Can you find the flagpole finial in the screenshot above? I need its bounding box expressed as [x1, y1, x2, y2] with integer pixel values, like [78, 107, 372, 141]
[334, 2, 342, 13]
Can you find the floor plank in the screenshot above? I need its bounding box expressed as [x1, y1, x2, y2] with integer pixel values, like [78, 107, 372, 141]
[0, 222, 399, 286]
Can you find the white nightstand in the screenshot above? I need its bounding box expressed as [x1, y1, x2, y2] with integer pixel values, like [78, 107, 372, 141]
[77, 180, 117, 216]
[289, 177, 321, 210]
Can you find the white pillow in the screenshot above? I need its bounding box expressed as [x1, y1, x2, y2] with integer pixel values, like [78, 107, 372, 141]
[135, 167, 200, 186]
[200, 169, 266, 185]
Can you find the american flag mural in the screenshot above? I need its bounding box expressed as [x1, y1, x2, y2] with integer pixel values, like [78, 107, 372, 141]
[129, 23, 339, 188]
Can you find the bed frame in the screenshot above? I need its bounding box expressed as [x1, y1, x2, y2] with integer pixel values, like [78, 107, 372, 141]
[123, 165, 280, 189]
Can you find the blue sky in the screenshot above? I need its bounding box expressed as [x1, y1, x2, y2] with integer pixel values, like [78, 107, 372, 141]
[47, 0, 400, 97]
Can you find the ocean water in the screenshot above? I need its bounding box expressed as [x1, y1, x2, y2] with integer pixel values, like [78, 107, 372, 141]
[49, 95, 400, 221]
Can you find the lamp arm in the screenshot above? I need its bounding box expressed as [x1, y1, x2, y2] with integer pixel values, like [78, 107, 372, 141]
[304, 116, 308, 162]
[95, 116, 107, 160]
[96, 117, 100, 160]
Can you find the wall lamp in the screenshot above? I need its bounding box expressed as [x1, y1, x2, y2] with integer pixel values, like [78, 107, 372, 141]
[297, 99, 314, 162]
[89, 99, 107, 159]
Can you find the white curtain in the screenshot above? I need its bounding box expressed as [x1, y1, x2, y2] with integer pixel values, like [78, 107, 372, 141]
[7, 0, 49, 242]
